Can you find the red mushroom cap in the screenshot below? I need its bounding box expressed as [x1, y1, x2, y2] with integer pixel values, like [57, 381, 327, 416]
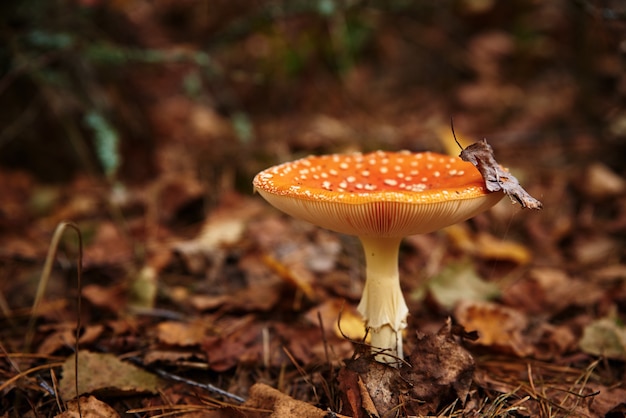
[253, 150, 503, 237]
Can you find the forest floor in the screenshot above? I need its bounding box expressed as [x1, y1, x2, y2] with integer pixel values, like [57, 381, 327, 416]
[1, 1, 626, 417]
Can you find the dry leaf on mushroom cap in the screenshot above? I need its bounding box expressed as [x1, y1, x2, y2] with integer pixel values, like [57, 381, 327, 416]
[457, 139, 543, 209]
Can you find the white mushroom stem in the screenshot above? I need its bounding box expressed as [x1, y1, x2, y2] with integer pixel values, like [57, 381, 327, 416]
[356, 235, 409, 365]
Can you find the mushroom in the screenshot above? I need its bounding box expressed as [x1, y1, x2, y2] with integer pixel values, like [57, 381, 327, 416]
[253, 150, 504, 364]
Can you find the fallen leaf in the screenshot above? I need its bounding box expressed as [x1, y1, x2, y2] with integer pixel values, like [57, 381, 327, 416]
[262, 253, 316, 301]
[457, 138, 542, 209]
[59, 350, 163, 399]
[243, 383, 345, 418]
[38, 324, 104, 355]
[202, 315, 263, 371]
[426, 261, 500, 310]
[445, 224, 532, 264]
[303, 299, 366, 341]
[454, 300, 533, 357]
[343, 356, 400, 416]
[54, 395, 120, 418]
[579, 316, 626, 360]
[401, 319, 475, 414]
[156, 320, 208, 346]
[588, 384, 626, 417]
[474, 232, 532, 263]
[337, 367, 365, 418]
[337, 367, 379, 418]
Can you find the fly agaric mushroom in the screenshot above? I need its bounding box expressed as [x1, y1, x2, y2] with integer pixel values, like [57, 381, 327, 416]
[253, 150, 504, 364]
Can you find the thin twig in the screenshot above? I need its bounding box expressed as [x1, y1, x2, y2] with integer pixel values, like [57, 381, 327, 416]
[24, 221, 83, 416]
[450, 116, 464, 151]
[25, 222, 79, 350]
[0, 362, 64, 393]
[141, 364, 246, 403]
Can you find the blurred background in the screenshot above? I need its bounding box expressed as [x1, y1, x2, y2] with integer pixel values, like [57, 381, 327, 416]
[1, 0, 624, 189]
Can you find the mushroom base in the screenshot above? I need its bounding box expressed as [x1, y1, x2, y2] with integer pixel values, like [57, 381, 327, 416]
[357, 236, 409, 365]
[370, 323, 404, 364]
